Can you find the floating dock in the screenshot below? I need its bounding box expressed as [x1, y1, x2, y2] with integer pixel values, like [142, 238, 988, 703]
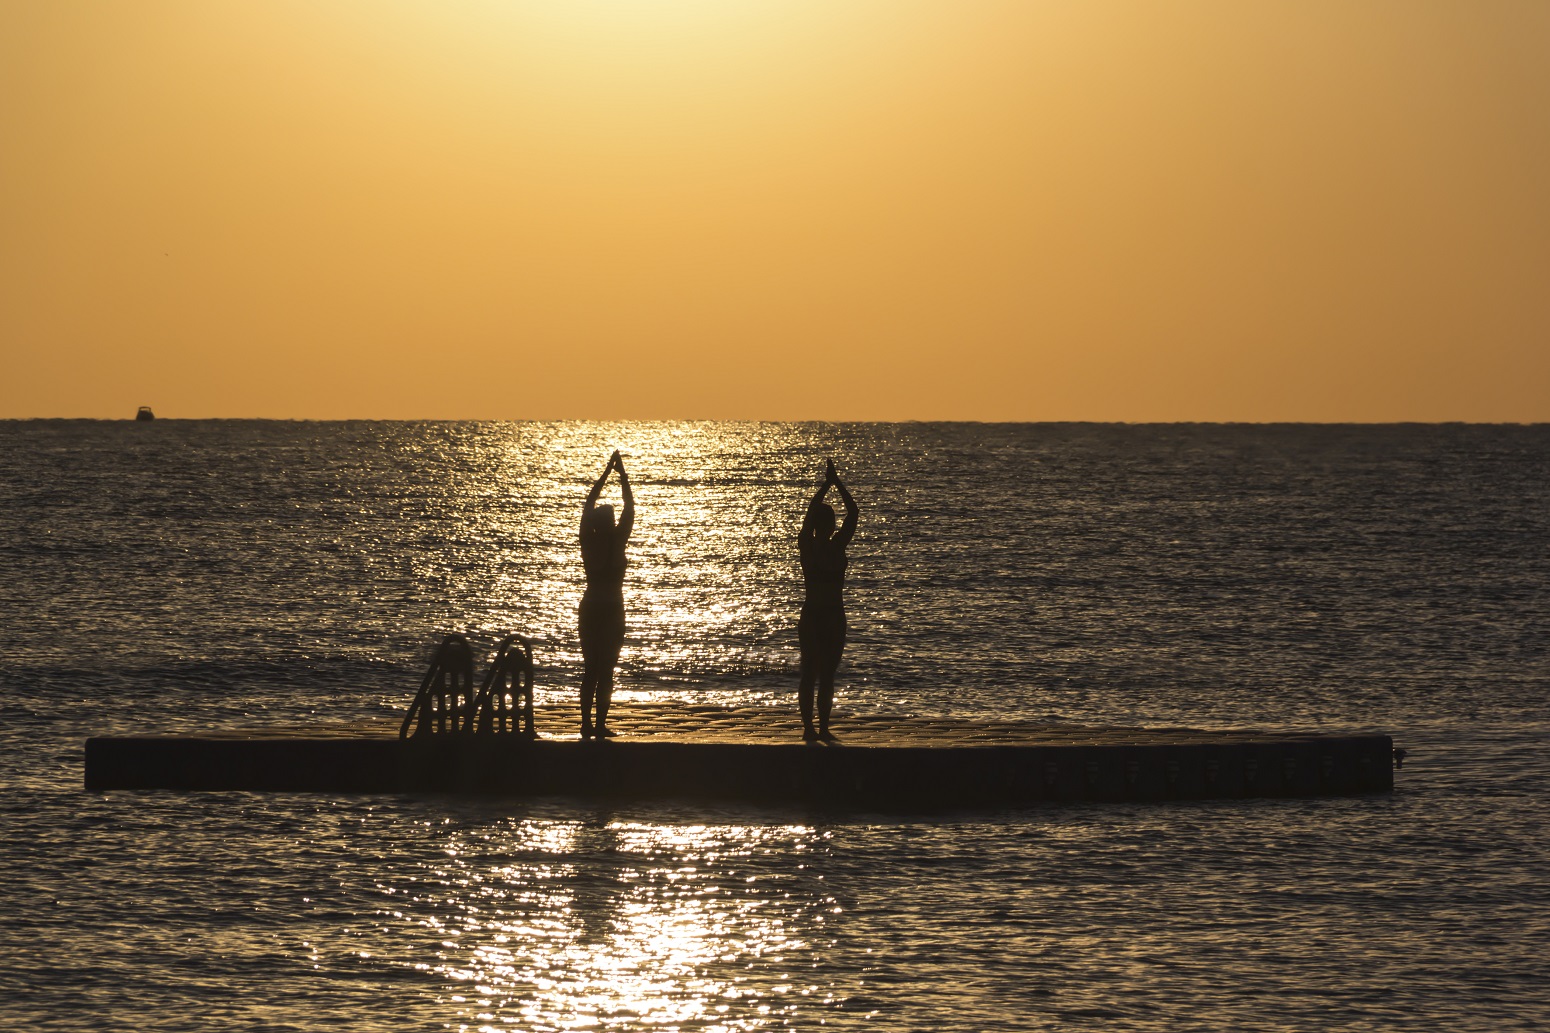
[84, 701, 1395, 809]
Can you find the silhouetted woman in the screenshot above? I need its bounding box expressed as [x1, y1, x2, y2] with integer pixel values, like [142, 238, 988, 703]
[798, 458, 858, 742]
[579, 450, 633, 738]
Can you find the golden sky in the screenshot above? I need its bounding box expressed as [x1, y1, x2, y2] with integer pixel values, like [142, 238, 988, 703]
[3, 1, 1547, 420]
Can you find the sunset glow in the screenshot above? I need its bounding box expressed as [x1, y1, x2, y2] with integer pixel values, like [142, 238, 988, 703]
[3, 1, 1547, 420]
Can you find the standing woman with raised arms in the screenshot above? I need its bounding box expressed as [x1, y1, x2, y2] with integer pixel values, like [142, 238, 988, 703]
[798, 458, 858, 742]
[579, 450, 633, 739]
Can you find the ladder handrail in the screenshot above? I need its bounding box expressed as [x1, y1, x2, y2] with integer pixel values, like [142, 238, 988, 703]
[398, 633, 478, 739]
[470, 634, 536, 737]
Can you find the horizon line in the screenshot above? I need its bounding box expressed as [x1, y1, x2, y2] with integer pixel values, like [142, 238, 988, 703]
[6, 416, 1547, 427]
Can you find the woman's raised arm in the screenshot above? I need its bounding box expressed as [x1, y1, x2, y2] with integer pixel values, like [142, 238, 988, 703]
[582, 455, 612, 527]
[615, 451, 635, 541]
[800, 464, 833, 539]
[832, 465, 858, 547]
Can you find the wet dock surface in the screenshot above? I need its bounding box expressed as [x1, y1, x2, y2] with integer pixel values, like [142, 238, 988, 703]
[163, 699, 1363, 748]
[85, 700, 1396, 809]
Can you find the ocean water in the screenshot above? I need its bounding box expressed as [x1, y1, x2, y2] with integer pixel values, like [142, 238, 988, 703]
[1, 420, 1546, 1031]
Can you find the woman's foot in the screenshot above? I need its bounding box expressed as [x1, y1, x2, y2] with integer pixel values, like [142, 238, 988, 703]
[818, 728, 839, 744]
[580, 723, 594, 740]
[594, 725, 618, 738]
[802, 726, 820, 743]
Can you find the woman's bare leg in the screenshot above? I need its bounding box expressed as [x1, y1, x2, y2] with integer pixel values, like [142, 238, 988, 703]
[799, 661, 818, 740]
[594, 631, 622, 736]
[595, 672, 615, 735]
[817, 663, 837, 740]
[818, 632, 843, 740]
[580, 670, 596, 737]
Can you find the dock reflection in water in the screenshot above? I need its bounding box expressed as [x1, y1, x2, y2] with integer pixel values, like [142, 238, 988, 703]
[377, 816, 848, 1029]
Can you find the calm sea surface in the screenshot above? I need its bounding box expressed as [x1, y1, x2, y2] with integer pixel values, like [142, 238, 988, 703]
[1, 421, 1546, 1031]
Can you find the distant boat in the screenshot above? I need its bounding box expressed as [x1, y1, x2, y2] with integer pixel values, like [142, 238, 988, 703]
[136, 406, 155, 421]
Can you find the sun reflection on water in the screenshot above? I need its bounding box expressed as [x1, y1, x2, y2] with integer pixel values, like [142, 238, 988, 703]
[358, 424, 873, 1025]
[391, 422, 829, 713]
[379, 817, 843, 1030]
